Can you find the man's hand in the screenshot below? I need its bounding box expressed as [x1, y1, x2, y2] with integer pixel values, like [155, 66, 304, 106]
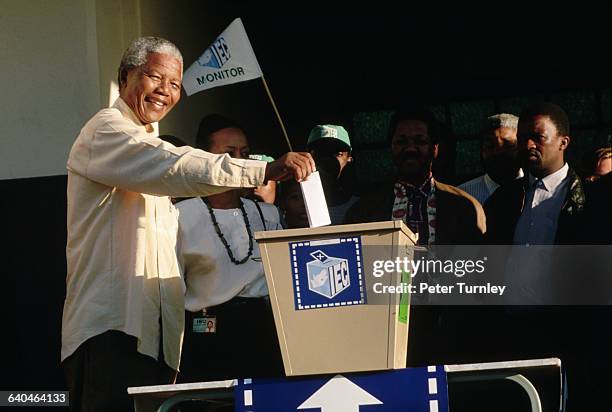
[264, 152, 316, 182]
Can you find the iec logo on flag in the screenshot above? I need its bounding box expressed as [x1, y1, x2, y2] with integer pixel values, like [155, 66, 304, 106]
[183, 18, 263, 96]
[289, 237, 366, 310]
[197, 37, 230, 69]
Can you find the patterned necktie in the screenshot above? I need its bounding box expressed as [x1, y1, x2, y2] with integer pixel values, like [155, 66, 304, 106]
[392, 177, 433, 245]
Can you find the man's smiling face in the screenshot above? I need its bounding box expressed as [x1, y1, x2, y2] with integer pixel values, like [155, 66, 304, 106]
[391, 119, 437, 180]
[119, 52, 182, 125]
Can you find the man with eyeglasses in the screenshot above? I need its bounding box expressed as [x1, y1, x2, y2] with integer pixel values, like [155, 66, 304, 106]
[345, 106, 486, 368]
[346, 106, 485, 246]
[306, 124, 359, 225]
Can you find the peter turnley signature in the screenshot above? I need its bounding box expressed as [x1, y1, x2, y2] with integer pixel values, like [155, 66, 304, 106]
[373, 282, 507, 296]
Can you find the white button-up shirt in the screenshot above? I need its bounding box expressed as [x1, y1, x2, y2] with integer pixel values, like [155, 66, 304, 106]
[62, 98, 266, 370]
[513, 163, 570, 245]
[177, 198, 282, 312]
[459, 170, 524, 205]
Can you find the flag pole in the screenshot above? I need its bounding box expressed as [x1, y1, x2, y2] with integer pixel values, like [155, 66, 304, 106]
[261, 76, 293, 151]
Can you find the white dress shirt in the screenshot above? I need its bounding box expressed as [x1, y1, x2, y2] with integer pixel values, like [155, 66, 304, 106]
[459, 170, 524, 205]
[513, 163, 570, 245]
[176, 198, 282, 312]
[62, 98, 266, 370]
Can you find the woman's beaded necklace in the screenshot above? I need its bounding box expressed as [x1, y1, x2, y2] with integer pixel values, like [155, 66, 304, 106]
[202, 198, 253, 265]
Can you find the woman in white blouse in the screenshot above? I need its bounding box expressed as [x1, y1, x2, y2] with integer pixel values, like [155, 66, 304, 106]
[176, 114, 284, 382]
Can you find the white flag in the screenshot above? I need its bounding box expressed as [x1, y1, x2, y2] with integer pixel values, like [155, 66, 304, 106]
[183, 18, 263, 96]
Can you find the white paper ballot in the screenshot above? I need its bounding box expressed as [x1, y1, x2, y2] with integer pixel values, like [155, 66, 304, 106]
[299, 171, 331, 227]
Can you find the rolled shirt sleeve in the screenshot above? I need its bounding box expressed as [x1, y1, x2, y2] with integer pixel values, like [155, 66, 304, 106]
[67, 113, 265, 197]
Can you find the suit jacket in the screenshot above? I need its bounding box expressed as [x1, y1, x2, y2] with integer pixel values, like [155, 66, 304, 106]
[484, 166, 586, 245]
[484, 166, 612, 305]
[346, 178, 486, 244]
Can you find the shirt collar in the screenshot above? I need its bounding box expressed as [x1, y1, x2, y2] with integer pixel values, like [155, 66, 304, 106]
[113, 97, 156, 133]
[528, 163, 569, 192]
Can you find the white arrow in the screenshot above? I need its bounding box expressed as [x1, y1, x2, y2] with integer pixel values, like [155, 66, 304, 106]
[297, 374, 383, 412]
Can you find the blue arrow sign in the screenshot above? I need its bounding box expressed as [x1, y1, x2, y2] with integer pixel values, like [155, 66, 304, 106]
[297, 374, 382, 411]
[234, 367, 448, 412]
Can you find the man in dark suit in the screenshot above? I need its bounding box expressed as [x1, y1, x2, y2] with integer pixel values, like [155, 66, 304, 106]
[484, 102, 609, 410]
[346, 106, 485, 245]
[485, 102, 585, 245]
[346, 106, 487, 367]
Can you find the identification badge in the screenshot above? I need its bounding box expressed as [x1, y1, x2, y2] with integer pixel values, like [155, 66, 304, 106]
[193, 316, 217, 333]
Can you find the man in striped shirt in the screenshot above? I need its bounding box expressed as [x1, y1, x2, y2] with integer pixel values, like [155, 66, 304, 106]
[459, 114, 522, 205]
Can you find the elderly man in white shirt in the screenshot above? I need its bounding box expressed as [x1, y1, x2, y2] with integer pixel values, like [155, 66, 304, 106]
[459, 113, 523, 205]
[61, 37, 314, 411]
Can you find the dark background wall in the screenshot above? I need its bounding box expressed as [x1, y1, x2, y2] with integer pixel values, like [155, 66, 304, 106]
[169, 6, 612, 183]
[2, 7, 611, 395]
[2, 176, 67, 389]
[218, 9, 612, 154]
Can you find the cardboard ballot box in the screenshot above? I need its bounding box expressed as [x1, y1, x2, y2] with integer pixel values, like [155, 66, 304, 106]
[255, 221, 417, 376]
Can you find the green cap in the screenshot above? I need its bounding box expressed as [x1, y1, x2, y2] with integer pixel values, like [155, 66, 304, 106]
[307, 124, 351, 150]
[249, 154, 275, 163]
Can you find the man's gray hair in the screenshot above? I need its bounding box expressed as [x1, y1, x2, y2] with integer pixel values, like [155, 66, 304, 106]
[485, 113, 519, 130]
[117, 36, 183, 87]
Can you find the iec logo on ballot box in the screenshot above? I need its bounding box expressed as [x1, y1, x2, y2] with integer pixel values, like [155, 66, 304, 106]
[289, 237, 366, 310]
